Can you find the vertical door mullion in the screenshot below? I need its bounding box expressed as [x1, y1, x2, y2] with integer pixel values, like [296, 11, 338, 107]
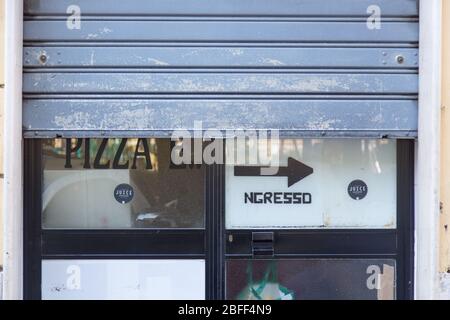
[205, 162, 225, 299]
[23, 139, 42, 300]
[396, 139, 415, 300]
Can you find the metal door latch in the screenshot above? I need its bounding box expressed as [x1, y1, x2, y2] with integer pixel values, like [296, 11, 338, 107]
[252, 232, 274, 256]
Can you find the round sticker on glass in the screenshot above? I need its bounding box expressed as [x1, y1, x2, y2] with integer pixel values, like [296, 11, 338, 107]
[348, 180, 368, 200]
[114, 184, 134, 204]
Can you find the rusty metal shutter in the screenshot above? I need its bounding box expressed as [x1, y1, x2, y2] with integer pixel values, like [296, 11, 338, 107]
[23, 0, 419, 138]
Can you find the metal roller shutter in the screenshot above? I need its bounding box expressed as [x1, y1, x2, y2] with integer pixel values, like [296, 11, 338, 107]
[23, 0, 419, 138]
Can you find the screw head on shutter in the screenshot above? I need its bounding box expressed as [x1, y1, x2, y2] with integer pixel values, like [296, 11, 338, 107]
[396, 55, 405, 64]
[39, 54, 48, 64]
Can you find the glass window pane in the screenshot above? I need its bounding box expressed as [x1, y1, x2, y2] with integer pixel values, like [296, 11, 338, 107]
[226, 139, 396, 229]
[226, 259, 396, 300]
[42, 138, 204, 229]
[42, 259, 205, 300]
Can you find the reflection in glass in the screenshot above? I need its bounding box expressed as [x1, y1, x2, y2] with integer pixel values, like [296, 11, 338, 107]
[226, 139, 397, 229]
[226, 259, 396, 300]
[42, 138, 204, 229]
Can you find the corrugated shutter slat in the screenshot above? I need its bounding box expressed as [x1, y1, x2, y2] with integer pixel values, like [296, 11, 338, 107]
[23, 0, 419, 138]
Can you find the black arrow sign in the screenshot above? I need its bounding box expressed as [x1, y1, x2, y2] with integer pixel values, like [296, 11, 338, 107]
[234, 157, 314, 188]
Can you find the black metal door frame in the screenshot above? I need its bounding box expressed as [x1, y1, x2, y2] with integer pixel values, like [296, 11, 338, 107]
[23, 139, 414, 300]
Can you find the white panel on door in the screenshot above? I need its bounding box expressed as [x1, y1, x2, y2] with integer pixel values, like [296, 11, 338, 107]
[42, 259, 205, 300]
[226, 139, 396, 229]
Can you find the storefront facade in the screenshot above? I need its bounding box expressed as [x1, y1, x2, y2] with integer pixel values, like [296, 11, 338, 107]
[3, 0, 445, 300]
[21, 137, 414, 299]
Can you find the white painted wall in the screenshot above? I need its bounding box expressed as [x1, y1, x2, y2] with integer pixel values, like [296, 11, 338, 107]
[416, 0, 442, 300]
[2, 0, 23, 300]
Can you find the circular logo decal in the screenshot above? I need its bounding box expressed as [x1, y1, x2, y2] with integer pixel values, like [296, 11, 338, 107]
[114, 184, 134, 204]
[348, 180, 368, 200]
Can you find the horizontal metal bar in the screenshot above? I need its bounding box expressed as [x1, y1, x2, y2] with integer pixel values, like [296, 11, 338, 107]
[24, 73, 418, 94]
[42, 230, 206, 256]
[22, 94, 419, 100]
[23, 42, 420, 48]
[23, 130, 418, 139]
[225, 254, 398, 258]
[23, 99, 418, 133]
[23, 21, 419, 43]
[23, 47, 419, 68]
[22, 69, 420, 74]
[42, 255, 206, 259]
[24, 17, 420, 23]
[226, 230, 399, 255]
[24, 0, 419, 17]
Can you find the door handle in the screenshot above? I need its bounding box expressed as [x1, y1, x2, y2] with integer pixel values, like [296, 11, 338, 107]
[252, 232, 274, 257]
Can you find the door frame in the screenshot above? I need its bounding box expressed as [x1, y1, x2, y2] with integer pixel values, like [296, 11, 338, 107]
[23, 138, 414, 300]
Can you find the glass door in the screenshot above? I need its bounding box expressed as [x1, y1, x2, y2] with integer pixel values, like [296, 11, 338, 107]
[25, 138, 207, 300]
[224, 138, 413, 300]
[23, 138, 413, 300]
